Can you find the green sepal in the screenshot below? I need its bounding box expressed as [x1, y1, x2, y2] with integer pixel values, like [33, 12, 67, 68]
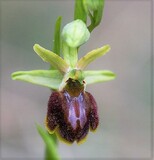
[11, 70, 63, 90]
[77, 45, 110, 70]
[84, 70, 116, 85]
[36, 124, 60, 160]
[33, 44, 69, 73]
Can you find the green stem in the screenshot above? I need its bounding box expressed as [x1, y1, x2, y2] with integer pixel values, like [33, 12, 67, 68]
[45, 16, 61, 160]
[45, 133, 58, 160]
[45, 147, 50, 160]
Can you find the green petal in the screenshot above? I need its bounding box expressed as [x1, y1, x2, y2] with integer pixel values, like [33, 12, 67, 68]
[33, 44, 69, 73]
[84, 70, 116, 85]
[77, 45, 110, 69]
[36, 124, 60, 160]
[11, 70, 63, 90]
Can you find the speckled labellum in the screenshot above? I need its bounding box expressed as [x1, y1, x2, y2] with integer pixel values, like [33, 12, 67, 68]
[45, 78, 99, 144]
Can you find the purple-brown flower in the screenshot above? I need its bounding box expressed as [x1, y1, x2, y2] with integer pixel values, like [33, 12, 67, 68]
[45, 78, 99, 143]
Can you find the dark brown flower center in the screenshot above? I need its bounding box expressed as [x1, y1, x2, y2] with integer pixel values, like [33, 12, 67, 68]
[64, 78, 84, 97]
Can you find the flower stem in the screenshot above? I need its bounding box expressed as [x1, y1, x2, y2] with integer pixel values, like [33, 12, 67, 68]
[45, 133, 58, 160]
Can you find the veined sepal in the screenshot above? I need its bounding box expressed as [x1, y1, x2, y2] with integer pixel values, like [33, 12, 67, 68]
[11, 70, 63, 90]
[83, 70, 116, 85]
[77, 45, 110, 70]
[33, 44, 69, 73]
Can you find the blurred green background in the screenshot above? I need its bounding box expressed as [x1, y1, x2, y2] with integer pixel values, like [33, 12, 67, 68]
[0, 0, 152, 159]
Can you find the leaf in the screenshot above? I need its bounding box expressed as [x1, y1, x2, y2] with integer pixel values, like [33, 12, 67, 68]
[77, 45, 110, 69]
[53, 16, 62, 55]
[84, 70, 116, 85]
[36, 124, 60, 160]
[50, 16, 62, 70]
[11, 70, 63, 90]
[33, 44, 69, 73]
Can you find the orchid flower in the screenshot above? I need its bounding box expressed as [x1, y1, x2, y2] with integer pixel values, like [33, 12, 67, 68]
[12, 19, 115, 144]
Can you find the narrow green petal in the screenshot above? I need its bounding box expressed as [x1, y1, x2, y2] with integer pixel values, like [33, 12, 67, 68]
[36, 124, 60, 160]
[77, 45, 110, 69]
[33, 44, 69, 73]
[11, 70, 63, 90]
[84, 70, 116, 85]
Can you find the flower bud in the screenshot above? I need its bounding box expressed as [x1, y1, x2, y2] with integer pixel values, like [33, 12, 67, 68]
[62, 19, 90, 48]
[84, 0, 100, 12]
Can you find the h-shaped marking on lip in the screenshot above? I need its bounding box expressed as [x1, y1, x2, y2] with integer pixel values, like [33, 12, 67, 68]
[64, 92, 87, 130]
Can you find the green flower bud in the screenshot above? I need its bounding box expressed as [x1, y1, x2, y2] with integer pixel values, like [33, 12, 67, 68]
[84, 0, 100, 12]
[62, 19, 90, 48]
